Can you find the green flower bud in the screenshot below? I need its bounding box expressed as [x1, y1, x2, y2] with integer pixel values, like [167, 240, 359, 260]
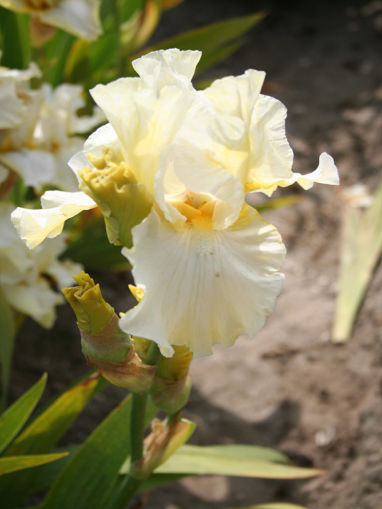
[63, 271, 155, 393]
[78, 148, 153, 248]
[150, 345, 193, 413]
[62, 271, 115, 335]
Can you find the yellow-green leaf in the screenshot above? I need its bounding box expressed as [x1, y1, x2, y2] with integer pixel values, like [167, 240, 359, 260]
[0, 374, 46, 455]
[332, 181, 382, 342]
[0, 453, 68, 476]
[0, 375, 101, 508]
[155, 444, 324, 479]
[6, 374, 100, 456]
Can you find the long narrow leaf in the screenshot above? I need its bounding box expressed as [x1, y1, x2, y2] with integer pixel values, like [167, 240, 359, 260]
[332, 181, 382, 342]
[6, 374, 100, 456]
[155, 444, 324, 479]
[0, 375, 100, 508]
[0, 291, 16, 409]
[41, 396, 132, 509]
[0, 374, 46, 454]
[0, 453, 68, 476]
[138, 472, 187, 493]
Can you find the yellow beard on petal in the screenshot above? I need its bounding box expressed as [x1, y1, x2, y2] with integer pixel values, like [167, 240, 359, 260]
[168, 191, 216, 231]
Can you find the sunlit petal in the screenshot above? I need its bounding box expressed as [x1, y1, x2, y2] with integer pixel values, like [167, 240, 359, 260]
[11, 191, 96, 249]
[120, 205, 285, 357]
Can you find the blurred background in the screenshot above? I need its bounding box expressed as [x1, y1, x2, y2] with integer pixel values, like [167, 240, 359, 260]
[9, 1, 382, 508]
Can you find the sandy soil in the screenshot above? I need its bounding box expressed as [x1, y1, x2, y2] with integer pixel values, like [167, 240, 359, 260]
[10, 1, 382, 508]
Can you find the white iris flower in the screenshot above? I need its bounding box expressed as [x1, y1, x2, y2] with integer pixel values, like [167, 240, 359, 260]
[0, 0, 102, 41]
[0, 202, 82, 327]
[0, 77, 103, 192]
[11, 49, 339, 356]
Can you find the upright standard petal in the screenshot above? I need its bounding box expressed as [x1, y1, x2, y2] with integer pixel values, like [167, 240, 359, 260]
[202, 71, 339, 196]
[11, 191, 96, 249]
[90, 51, 206, 191]
[120, 204, 285, 357]
[132, 49, 201, 90]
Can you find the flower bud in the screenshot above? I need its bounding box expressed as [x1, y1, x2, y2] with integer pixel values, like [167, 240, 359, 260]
[63, 271, 155, 393]
[78, 148, 153, 248]
[150, 345, 193, 413]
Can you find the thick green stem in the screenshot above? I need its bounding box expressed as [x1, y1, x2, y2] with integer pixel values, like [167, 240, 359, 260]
[111, 342, 161, 508]
[129, 392, 147, 463]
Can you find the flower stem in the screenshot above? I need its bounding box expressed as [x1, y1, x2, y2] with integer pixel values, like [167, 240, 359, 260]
[129, 392, 147, 463]
[112, 342, 161, 508]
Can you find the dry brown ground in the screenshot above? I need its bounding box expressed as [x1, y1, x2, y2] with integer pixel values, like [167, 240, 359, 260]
[11, 1, 382, 508]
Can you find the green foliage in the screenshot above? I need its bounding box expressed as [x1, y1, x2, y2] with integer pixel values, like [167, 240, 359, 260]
[332, 180, 382, 342]
[0, 374, 101, 507]
[41, 396, 133, 509]
[0, 373, 46, 454]
[144, 12, 265, 75]
[0, 8, 30, 68]
[154, 444, 323, 479]
[62, 216, 131, 272]
[0, 291, 15, 409]
[0, 452, 68, 475]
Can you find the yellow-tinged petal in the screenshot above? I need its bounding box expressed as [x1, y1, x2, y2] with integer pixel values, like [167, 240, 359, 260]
[245, 152, 339, 195]
[119, 204, 285, 357]
[11, 191, 96, 249]
[201, 70, 339, 196]
[132, 49, 201, 90]
[90, 50, 205, 192]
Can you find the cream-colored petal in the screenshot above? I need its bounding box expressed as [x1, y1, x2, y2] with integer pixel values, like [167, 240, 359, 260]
[0, 149, 56, 189]
[0, 79, 26, 128]
[49, 138, 84, 191]
[203, 74, 294, 190]
[120, 205, 285, 357]
[48, 258, 83, 289]
[11, 191, 96, 249]
[204, 69, 265, 123]
[245, 94, 294, 189]
[155, 141, 245, 230]
[0, 61, 41, 81]
[91, 79, 203, 191]
[39, 0, 102, 40]
[132, 49, 201, 90]
[294, 152, 339, 190]
[247, 151, 339, 196]
[2, 279, 63, 328]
